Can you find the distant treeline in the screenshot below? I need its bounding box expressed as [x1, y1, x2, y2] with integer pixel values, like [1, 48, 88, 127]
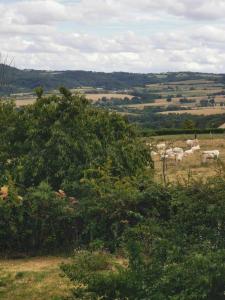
[128, 109, 225, 130]
[140, 128, 225, 136]
[95, 94, 159, 106]
[0, 65, 223, 94]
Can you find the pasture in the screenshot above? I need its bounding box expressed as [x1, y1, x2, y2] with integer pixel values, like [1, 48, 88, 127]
[0, 257, 71, 300]
[149, 134, 225, 183]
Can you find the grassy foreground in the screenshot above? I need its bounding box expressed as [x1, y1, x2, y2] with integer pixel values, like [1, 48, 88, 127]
[0, 257, 72, 300]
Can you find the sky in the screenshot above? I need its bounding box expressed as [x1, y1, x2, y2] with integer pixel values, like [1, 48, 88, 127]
[1, 0, 225, 73]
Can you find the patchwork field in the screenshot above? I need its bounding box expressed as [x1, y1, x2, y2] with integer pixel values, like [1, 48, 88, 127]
[121, 78, 225, 116]
[148, 134, 225, 183]
[5, 77, 225, 119]
[159, 107, 225, 115]
[13, 93, 134, 106]
[0, 257, 71, 300]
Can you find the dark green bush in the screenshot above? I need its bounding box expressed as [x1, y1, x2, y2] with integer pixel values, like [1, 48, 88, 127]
[0, 93, 153, 254]
[0, 181, 77, 254]
[62, 178, 225, 300]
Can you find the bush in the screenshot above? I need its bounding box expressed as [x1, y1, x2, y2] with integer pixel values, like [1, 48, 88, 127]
[0, 182, 77, 254]
[0, 91, 153, 254]
[62, 178, 225, 300]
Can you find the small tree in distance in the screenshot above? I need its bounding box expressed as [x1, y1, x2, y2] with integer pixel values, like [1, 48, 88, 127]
[34, 86, 44, 99]
[59, 86, 72, 98]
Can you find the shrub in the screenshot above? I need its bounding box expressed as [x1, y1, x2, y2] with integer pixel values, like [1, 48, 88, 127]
[0, 182, 77, 254]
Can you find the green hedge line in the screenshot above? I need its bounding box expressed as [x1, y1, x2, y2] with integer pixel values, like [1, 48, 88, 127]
[140, 128, 225, 136]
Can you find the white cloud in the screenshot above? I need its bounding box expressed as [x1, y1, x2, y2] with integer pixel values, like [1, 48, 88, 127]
[1, 0, 225, 72]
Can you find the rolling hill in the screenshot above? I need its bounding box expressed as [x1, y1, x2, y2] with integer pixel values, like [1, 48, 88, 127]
[0, 64, 223, 95]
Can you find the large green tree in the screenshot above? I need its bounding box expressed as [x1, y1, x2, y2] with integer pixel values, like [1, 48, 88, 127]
[0, 91, 152, 192]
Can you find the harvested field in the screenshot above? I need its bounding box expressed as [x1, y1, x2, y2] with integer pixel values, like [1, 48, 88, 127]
[15, 99, 36, 107]
[159, 107, 225, 115]
[113, 94, 225, 111]
[13, 93, 133, 106]
[166, 80, 217, 85]
[156, 88, 224, 97]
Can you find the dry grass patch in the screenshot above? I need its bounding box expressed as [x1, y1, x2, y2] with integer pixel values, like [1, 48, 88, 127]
[0, 257, 72, 300]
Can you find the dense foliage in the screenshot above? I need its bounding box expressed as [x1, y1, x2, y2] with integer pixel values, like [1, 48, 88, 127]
[62, 177, 225, 299]
[0, 92, 152, 253]
[128, 108, 225, 130]
[1, 88, 225, 299]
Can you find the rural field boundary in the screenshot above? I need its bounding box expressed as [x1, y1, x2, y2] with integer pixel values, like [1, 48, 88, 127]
[141, 128, 225, 136]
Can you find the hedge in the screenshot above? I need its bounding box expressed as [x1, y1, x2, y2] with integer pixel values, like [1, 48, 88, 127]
[140, 128, 225, 137]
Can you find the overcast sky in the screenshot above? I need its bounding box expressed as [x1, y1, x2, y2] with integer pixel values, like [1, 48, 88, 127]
[1, 0, 225, 72]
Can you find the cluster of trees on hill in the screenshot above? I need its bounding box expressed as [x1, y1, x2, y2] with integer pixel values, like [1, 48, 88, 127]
[94, 94, 160, 107]
[0, 67, 159, 94]
[128, 108, 225, 130]
[179, 98, 196, 104]
[1, 90, 225, 299]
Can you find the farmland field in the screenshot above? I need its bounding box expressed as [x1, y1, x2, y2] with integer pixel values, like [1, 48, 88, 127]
[15, 99, 36, 107]
[8, 77, 225, 117]
[13, 93, 134, 106]
[159, 107, 225, 115]
[148, 134, 225, 183]
[119, 77, 225, 117]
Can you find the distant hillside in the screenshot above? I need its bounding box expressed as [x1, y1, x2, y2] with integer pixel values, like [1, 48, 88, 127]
[0, 64, 223, 95]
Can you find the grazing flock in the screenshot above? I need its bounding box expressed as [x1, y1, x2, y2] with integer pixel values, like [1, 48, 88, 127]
[147, 139, 220, 164]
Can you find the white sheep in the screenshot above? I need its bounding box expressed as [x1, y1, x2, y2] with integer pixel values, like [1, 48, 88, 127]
[176, 152, 184, 163]
[191, 145, 200, 151]
[186, 139, 199, 147]
[157, 143, 166, 151]
[184, 149, 194, 156]
[202, 150, 219, 160]
[173, 147, 184, 153]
